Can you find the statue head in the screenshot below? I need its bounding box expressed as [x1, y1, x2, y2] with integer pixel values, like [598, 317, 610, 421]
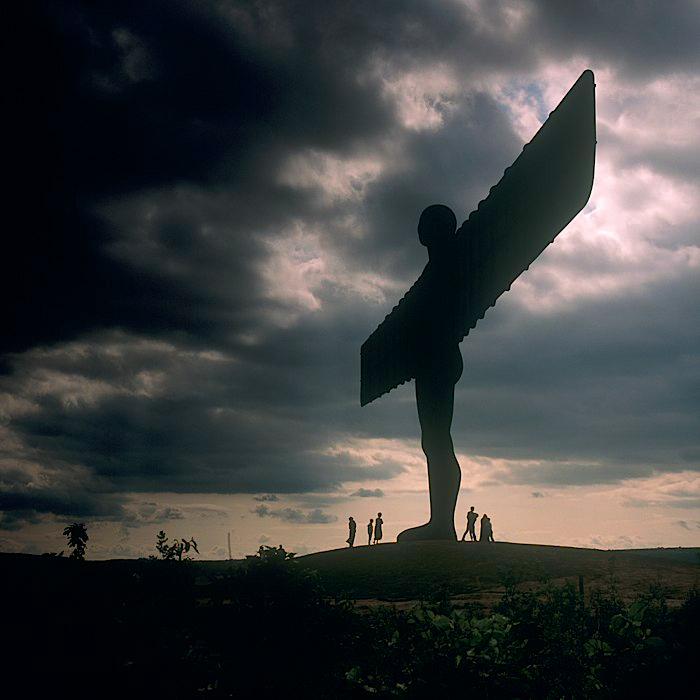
[418, 204, 456, 249]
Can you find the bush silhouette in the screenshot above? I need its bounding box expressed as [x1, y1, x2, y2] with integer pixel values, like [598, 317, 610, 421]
[152, 530, 199, 561]
[62, 523, 88, 560]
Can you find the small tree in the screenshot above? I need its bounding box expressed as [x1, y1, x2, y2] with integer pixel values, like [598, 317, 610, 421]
[62, 523, 88, 560]
[153, 530, 199, 561]
[155, 530, 174, 560]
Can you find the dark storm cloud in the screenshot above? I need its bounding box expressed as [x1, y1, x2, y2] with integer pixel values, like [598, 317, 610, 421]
[1, 324, 405, 521]
[119, 503, 185, 530]
[252, 504, 337, 524]
[356, 91, 523, 280]
[452, 269, 700, 480]
[3, 262, 697, 514]
[351, 488, 384, 498]
[0, 484, 126, 532]
[5, 0, 526, 354]
[0, 510, 46, 532]
[0, 459, 126, 526]
[530, 0, 700, 78]
[6, 0, 396, 353]
[9, 0, 699, 354]
[304, 508, 338, 524]
[609, 137, 700, 188]
[2, 0, 700, 527]
[10, 389, 400, 494]
[0, 490, 120, 518]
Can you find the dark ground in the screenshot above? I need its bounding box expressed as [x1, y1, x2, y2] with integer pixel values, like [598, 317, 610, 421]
[1, 543, 698, 698]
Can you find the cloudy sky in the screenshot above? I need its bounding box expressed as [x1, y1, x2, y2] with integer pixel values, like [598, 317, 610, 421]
[2, 1, 698, 559]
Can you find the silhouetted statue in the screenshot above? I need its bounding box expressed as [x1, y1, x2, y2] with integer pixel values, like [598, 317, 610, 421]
[374, 512, 383, 544]
[346, 516, 356, 547]
[367, 518, 374, 545]
[461, 506, 479, 542]
[479, 514, 494, 542]
[361, 71, 596, 541]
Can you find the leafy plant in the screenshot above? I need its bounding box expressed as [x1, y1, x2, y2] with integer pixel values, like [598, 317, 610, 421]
[152, 530, 199, 561]
[62, 522, 88, 560]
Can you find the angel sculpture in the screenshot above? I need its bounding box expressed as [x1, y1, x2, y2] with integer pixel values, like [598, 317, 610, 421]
[361, 70, 596, 541]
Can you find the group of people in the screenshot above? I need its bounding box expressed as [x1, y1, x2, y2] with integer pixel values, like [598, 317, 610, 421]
[345, 508, 495, 546]
[460, 506, 494, 542]
[346, 513, 383, 547]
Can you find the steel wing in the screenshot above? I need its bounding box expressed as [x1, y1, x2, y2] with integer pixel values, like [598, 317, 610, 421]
[361, 70, 596, 406]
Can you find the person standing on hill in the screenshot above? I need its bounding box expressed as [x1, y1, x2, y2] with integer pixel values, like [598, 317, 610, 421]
[367, 518, 374, 545]
[346, 517, 356, 547]
[374, 512, 383, 544]
[479, 514, 494, 542]
[461, 506, 479, 541]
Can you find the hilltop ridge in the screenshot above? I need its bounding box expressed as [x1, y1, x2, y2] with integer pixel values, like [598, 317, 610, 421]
[295, 541, 700, 605]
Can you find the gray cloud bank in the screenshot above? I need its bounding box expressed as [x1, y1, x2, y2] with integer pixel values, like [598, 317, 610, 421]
[1, 1, 699, 528]
[252, 504, 337, 524]
[351, 489, 385, 498]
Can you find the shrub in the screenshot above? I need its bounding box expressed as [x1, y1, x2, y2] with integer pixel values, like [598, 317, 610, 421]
[152, 530, 199, 561]
[62, 523, 88, 560]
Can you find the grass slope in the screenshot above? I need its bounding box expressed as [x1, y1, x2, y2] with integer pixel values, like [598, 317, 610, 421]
[296, 542, 700, 605]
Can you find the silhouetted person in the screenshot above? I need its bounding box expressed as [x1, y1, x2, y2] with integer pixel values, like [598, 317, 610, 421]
[367, 518, 374, 545]
[346, 516, 356, 547]
[461, 506, 479, 541]
[479, 514, 494, 542]
[374, 512, 383, 544]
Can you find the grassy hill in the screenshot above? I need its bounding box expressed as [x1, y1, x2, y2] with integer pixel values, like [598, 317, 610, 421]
[1, 542, 698, 613]
[294, 542, 700, 606]
[2, 543, 697, 607]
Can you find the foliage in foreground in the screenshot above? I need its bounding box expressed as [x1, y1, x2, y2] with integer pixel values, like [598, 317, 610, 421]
[62, 522, 88, 560]
[191, 561, 698, 699]
[343, 581, 699, 699]
[152, 529, 200, 561]
[4, 549, 699, 699]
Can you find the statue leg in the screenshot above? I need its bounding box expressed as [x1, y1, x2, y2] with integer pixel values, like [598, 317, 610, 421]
[397, 347, 462, 542]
